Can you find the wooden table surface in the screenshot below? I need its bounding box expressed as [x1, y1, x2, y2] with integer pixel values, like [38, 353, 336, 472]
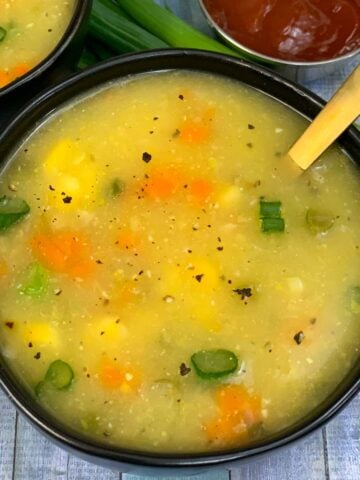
[0, 1, 359, 479]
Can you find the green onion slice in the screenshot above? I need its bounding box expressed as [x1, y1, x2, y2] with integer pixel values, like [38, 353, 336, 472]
[0, 27, 7, 42]
[0, 196, 30, 232]
[44, 360, 74, 390]
[261, 217, 285, 233]
[110, 178, 125, 198]
[191, 349, 238, 379]
[306, 209, 335, 234]
[259, 200, 282, 219]
[21, 263, 48, 297]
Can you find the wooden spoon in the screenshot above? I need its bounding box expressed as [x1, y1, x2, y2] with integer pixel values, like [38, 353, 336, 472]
[288, 64, 360, 171]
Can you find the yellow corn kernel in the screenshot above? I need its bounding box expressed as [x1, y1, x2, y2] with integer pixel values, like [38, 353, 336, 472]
[22, 323, 59, 348]
[44, 139, 97, 209]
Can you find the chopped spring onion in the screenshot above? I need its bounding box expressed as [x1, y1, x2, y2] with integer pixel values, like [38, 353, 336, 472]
[259, 200, 282, 219]
[89, 0, 168, 54]
[306, 209, 335, 234]
[0, 196, 30, 232]
[44, 360, 74, 390]
[259, 199, 285, 233]
[348, 286, 360, 314]
[261, 217, 285, 233]
[21, 262, 48, 297]
[117, 0, 242, 57]
[191, 349, 238, 379]
[0, 27, 7, 42]
[111, 178, 125, 198]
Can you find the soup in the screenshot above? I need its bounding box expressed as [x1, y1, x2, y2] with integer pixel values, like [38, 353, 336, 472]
[0, 0, 76, 89]
[0, 71, 359, 454]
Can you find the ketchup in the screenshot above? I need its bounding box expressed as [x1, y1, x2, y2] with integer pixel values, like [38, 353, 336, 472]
[203, 0, 360, 61]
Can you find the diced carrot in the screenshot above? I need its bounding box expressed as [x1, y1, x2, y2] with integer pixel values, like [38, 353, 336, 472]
[99, 361, 140, 393]
[180, 121, 210, 144]
[205, 385, 262, 445]
[31, 232, 94, 279]
[9, 63, 30, 82]
[205, 415, 249, 445]
[117, 230, 140, 250]
[217, 385, 262, 426]
[144, 168, 184, 200]
[0, 71, 9, 88]
[189, 179, 214, 203]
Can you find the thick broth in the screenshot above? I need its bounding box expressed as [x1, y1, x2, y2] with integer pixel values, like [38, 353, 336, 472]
[0, 71, 359, 453]
[0, 0, 75, 88]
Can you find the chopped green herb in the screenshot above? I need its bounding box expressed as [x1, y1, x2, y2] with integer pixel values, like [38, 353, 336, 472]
[261, 217, 285, 233]
[306, 209, 335, 234]
[0, 196, 30, 232]
[21, 263, 48, 297]
[44, 360, 74, 390]
[111, 178, 125, 197]
[191, 349, 238, 379]
[260, 200, 282, 219]
[0, 27, 7, 42]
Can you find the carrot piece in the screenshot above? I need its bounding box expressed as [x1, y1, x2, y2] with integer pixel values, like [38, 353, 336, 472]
[31, 232, 94, 279]
[189, 179, 214, 203]
[144, 169, 184, 200]
[180, 121, 210, 144]
[217, 385, 262, 426]
[99, 363, 124, 389]
[117, 230, 140, 250]
[0, 71, 9, 88]
[205, 385, 262, 445]
[9, 63, 30, 82]
[99, 361, 140, 392]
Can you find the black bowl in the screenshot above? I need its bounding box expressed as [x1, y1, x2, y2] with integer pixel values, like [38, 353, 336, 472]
[0, 0, 92, 127]
[0, 50, 359, 476]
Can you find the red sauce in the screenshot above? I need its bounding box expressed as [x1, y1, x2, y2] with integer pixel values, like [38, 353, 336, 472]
[203, 0, 360, 61]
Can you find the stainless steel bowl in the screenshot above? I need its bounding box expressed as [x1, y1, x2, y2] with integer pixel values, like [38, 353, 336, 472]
[198, 0, 360, 82]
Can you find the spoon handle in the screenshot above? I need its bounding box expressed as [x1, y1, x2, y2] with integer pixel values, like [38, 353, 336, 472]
[288, 64, 360, 170]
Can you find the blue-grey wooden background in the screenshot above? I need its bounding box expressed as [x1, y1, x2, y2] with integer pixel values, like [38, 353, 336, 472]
[0, 1, 359, 479]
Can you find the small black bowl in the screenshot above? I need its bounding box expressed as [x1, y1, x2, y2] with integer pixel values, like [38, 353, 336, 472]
[0, 0, 92, 127]
[0, 50, 359, 476]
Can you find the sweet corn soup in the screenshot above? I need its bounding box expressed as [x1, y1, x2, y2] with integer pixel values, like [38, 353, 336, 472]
[0, 71, 359, 453]
[0, 0, 75, 89]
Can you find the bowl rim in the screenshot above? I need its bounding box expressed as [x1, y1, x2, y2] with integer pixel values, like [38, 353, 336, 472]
[198, 0, 360, 67]
[0, 49, 359, 469]
[0, 0, 92, 98]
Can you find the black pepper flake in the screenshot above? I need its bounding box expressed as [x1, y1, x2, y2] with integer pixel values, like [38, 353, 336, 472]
[248, 124, 255, 130]
[54, 289, 62, 296]
[62, 196, 72, 204]
[179, 363, 191, 376]
[28, 342, 33, 348]
[100, 331, 105, 336]
[153, 116, 159, 121]
[294, 331, 305, 345]
[49, 185, 55, 191]
[96, 259, 103, 265]
[310, 318, 317, 325]
[5, 322, 14, 329]
[217, 246, 224, 251]
[246, 142, 253, 148]
[178, 94, 184, 100]
[233, 287, 252, 300]
[149, 130, 154, 134]
[142, 152, 152, 163]
[195, 274, 204, 283]
[172, 128, 181, 138]
[34, 352, 41, 360]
